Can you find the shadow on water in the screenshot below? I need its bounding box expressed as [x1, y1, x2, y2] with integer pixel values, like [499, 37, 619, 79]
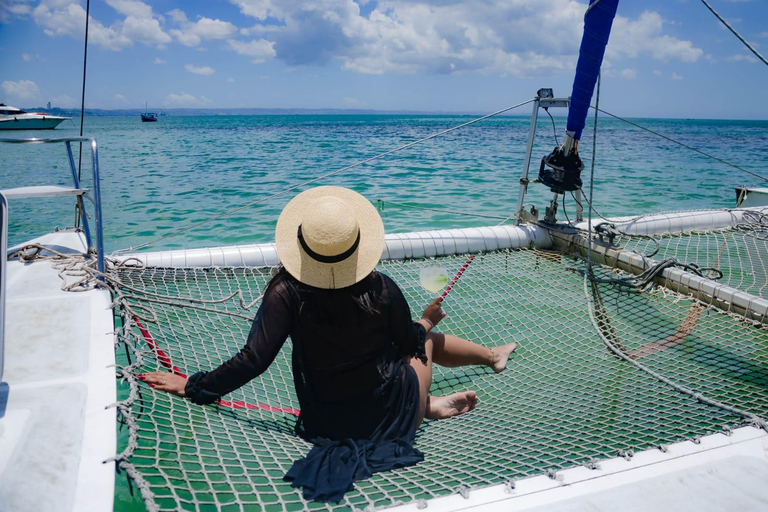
[672, 335, 768, 393]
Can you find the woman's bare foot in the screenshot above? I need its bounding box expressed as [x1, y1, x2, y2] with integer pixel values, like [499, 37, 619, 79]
[425, 391, 478, 420]
[490, 342, 517, 373]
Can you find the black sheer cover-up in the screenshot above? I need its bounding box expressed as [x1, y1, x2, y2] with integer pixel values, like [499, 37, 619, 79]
[185, 269, 428, 502]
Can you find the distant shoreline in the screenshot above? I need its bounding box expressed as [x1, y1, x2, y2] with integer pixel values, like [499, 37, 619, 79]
[19, 107, 529, 117]
[12, 106, 768, 122]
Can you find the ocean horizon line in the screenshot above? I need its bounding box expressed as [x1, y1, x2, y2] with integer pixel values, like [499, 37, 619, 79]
[8, 105, 768, 122]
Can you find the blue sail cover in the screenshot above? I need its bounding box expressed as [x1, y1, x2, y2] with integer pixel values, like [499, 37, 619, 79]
[566, 0, 619, 141]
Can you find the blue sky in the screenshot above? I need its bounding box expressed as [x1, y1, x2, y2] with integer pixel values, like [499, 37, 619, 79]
[1, 0, 766, 119]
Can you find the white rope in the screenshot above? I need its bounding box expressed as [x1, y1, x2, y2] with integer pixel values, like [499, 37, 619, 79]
[584, 271, 768, 432]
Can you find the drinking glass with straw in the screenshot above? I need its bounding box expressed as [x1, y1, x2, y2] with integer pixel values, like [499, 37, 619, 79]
[419, 255, 475, 299]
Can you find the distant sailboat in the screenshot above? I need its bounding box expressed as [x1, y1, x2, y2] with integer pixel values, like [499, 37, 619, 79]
[141, 102, 158, 122]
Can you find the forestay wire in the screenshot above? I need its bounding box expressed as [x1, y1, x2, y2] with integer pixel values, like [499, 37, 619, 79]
[593, 107, 768, 184]
[699, 0, 768, 67]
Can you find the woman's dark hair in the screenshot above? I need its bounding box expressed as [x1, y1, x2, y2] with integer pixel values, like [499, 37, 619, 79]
[267, 266, 382, 322]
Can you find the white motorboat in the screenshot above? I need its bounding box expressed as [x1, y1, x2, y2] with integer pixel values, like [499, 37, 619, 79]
[0, 104, 70, 130]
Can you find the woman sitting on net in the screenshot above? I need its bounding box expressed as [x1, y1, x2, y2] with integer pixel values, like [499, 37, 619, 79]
[140, 186, 517, 502]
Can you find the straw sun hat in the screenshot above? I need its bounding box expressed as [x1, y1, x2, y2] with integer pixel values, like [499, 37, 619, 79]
[275, 186, 385, 289]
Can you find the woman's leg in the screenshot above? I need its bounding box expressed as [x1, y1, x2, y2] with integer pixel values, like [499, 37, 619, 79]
[408, 338, 434, 427]
[429, 332, 517, 373]
[408, 333, 517, 426]
[409, 337, 477, 426]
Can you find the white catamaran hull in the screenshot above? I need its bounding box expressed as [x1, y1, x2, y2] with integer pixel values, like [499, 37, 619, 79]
[4, 208, 768, 511]
[0, 231, 115, 512]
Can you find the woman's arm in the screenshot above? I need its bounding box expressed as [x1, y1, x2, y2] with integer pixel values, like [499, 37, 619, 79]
[141, 278, 295, 404]
[384, 274, 445, 362]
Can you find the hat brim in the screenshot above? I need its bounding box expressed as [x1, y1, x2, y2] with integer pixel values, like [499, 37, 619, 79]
[275, 186, 385, 289]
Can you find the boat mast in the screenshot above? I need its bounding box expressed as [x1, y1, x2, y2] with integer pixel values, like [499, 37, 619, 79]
[538, 0, 619, 224]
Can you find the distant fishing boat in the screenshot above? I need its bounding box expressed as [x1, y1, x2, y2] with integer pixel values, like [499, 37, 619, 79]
[141, 102, 158, 122]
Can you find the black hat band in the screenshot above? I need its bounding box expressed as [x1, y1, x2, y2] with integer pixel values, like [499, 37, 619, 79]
[297, 225, 361, 264]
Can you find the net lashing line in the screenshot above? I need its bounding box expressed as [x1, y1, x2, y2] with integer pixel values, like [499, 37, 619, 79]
[106, 239, 768, 511]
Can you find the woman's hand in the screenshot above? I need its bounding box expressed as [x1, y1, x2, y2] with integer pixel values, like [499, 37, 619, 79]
[421, 297, 447, 329]
[138, 372, 188, 397]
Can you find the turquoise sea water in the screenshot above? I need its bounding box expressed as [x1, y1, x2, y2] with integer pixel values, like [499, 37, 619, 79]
[2, 113, 766, 511]
[2, 113, 767, 253]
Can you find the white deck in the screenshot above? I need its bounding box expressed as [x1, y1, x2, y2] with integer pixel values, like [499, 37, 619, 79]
[4, 218, 767, 512]
[0, 231, 116, 512]
[391, 426, 768, 511]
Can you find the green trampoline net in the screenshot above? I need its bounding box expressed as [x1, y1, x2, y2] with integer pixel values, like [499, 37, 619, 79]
[111, 225, 768, 511]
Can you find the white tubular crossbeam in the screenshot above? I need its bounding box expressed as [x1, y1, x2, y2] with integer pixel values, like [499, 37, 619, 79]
[614, 248, 768, 324]
[120, 224, 553, 268]
[382, 225, 550, 260]
[122, 243, 281, 268]
[575, 206, 768, 236]
[549, 228, 768, 324]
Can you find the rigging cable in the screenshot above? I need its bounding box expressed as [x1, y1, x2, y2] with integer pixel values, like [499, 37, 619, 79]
[73, 0, 90, 231]
[585, 72, 601, 279]
[115, 99, 535, 254]
[594, 107, 768, 185]
[544, 107, 559, 146]
[699, 0, 768, 67]
[77, 0, 90, 181]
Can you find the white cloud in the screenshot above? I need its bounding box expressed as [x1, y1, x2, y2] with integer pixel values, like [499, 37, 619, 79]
[105, 0, 153, 19]
[0, 1, 32, 23]
[32, 2, 126, 50]
[51, 94, 78, 108]
[185, 64, 215, 75]
[154, 57, 166, 64]
[122, 15, 172, 45]
[727, 53, 758, 63]
[230, 1, 703, 77]
[12, 0, 710, 78]
[194, 17, 238, 39]
[619, 68, 637, 79]
[1, 80, 42, 105]
[21, 52, 44, 62]
[168, 9, 187, 24]
[228, 39, 276, 63]
[653, 69, 662, 76]
[164, 91, 212, 107]
[113, 93, 129, 105]
[226, 77, 236, 83]
[171, 29, 201, 47]
[169, 11, 238, 47]
[671, 73, 683, 80]
[608, 12, 702, 63]
[343, 96, 366, 107]
[28, 0, 170, 50]
[230, 0, 276, 21]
